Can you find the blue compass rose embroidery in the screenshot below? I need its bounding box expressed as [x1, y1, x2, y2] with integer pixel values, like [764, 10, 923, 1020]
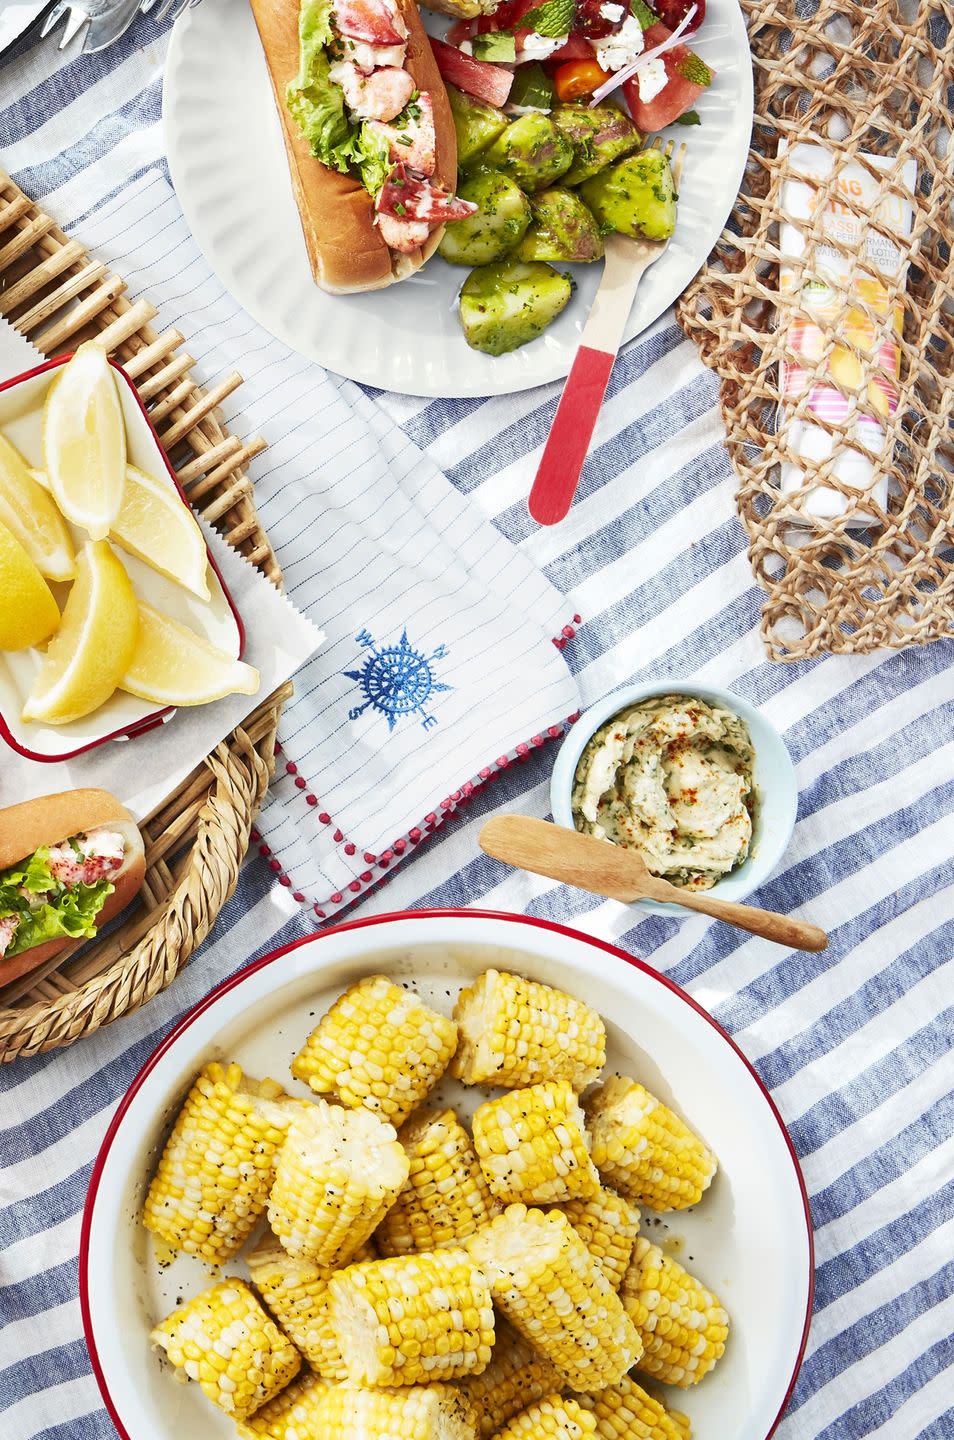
[344, 629, 452, 732]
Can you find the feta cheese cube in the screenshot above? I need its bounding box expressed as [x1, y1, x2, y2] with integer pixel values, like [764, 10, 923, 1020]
[637, 56, 668, 102]
[594, 13, 645, 71]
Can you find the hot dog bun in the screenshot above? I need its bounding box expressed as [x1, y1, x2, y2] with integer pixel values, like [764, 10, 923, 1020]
[0, 790, 145, 989]
[249, 0, 457, 293]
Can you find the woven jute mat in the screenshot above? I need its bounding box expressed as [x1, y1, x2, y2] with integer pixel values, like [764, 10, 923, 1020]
[679, 0, 953, 660]
[0, 171, 292, 1061]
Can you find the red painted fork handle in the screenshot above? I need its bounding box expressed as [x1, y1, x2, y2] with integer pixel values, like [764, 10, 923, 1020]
[528, 345, 616, 526]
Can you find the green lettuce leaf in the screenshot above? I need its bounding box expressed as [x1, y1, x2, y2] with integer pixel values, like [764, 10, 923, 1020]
[0, 845, 55, 896]
[6, 878, 113, 957]
[353, 121, 393, 196]
[0, 842, 114, 958]
[286, 0, 356, 176]
[297, 0, 337, 73]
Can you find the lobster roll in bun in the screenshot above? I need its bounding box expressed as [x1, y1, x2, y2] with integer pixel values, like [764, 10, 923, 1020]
[0, 789, 145, 988]
[250, 0, 475, 293]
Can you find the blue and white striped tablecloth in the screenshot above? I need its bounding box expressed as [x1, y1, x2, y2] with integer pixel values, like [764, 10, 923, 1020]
[1, 12, 952, 1440]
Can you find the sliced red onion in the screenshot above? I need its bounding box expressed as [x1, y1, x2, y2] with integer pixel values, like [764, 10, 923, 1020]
[588, 3, 697, 106]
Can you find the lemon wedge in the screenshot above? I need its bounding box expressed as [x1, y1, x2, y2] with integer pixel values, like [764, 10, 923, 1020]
[43, 341, 126, 541]
[0, 434, 75, 581]
[112, 465, 211, 601]
[22, 540, 138, 725]
[31, 462, 211, 601]
[0, 518, 60, 651]
[121, 604, 260, 707]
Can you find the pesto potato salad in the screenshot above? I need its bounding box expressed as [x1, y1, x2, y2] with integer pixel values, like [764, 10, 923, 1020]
[426, 0, 713, 353]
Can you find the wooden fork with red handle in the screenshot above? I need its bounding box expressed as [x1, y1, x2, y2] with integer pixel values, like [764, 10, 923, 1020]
[528, 139, 686, 527]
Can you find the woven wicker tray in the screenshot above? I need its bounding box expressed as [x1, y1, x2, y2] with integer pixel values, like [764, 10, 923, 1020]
[0, 171, 292, 1063]
[678, 0, 954, 660]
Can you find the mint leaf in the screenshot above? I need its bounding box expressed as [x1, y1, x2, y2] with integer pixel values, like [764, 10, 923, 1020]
[674, 109, 701, 124]
[512, 0, 576, 38]
[473, 31, 518, 61]
[630, 0, 658, 28]
[675, 52, 712, 86]
[509, 61, 556, 109]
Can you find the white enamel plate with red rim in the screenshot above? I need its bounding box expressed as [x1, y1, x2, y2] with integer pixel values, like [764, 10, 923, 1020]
[81, 911, 813, 1440]
[0, 355, 246, 763]
[163, 0, 752, 397]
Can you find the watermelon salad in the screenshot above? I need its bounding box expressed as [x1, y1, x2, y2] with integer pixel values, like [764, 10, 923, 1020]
[432, 0, 714, 132]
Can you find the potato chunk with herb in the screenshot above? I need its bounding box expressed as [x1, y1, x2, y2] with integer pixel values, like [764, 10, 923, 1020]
[459, 261, 572, 355]
[580, 148, 677, 242]
[482, 113, 574, 192]
[448, 84, 510, 168]
[440, 171, 532, 266]
[552, 103, 642, 187]
[515, 188, 604, 263]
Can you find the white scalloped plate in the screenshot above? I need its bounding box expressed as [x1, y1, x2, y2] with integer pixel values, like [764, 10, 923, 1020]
[81, 911, 812, 1440]
[163, 0, 752, 397]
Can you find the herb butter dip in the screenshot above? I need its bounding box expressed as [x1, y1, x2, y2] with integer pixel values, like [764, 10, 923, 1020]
[571, 694, 756, 890]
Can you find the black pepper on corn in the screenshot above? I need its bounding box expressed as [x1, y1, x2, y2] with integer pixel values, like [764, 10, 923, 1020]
[291, 974, 458, 1125]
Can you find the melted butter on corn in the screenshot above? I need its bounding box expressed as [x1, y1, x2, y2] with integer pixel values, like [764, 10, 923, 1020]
[328, 1248, 495, 1386]
[291, 975, 458, 1126]
[142, 1062, 307, 1265]
[585, 1076, 717, 1213]
[467, 1204, 642, 1393]
[453, 970, 606, 1090]
[150, 1279, 300, 1419]
[622, 1236, 729, 1388]
[267, 1099, 408, 1267]
[473, 1080, 600, 1205]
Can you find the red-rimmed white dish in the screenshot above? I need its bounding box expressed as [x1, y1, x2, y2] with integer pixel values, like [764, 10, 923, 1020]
[81, 910, 813, 1440]
[0, 354, 245, 762]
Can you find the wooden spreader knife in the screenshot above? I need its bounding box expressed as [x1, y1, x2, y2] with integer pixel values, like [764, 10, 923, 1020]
[479, 814, 828, 953]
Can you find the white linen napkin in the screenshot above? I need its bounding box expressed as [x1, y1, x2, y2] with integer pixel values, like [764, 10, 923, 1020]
[252, 377, 581, 915]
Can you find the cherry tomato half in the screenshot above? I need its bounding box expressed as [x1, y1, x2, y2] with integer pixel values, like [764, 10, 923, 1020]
[553, 57, 611, 100]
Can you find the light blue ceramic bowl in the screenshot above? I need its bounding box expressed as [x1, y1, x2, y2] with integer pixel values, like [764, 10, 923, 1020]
[549, 680, 798, 917]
